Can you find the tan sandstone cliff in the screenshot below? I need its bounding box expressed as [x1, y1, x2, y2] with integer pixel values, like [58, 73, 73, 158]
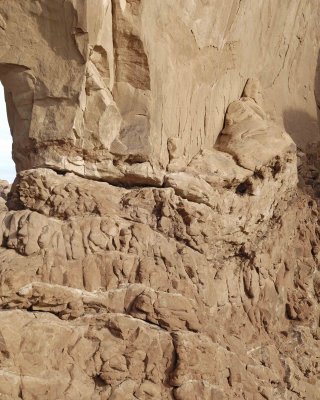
[0, 1, 320, 399]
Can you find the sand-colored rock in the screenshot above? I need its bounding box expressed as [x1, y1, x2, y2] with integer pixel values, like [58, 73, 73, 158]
[0, 0, 319, 184]
[0, 132, 319, 398]
[0, 1, 320, 400]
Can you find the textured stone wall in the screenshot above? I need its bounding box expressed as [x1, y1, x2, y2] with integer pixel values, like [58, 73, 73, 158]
[0, 1, 320, 399]
[0, 0, 319, 183]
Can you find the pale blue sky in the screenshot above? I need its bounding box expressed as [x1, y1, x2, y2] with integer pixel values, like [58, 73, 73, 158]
[0, 85, 15, 182]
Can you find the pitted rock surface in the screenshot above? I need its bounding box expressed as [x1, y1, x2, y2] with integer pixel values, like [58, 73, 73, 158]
[0, 1, 320, 400]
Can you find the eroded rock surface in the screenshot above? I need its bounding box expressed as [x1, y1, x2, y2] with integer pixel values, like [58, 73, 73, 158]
[0, 1, 320, 400]
[0, 0, 320, 183]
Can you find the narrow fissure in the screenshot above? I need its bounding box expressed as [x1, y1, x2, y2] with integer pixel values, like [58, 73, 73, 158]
[0, 83, 15, 182]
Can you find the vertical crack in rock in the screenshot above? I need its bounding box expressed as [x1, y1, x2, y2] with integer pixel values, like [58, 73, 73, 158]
[111, 0, 150, 91]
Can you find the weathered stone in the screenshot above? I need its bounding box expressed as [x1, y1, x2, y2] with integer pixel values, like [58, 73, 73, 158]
[0, 0, 319, 183]
[0, 1, 320, 399]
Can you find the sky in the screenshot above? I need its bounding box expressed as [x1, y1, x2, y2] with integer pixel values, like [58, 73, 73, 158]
[0, 84, 15, 182]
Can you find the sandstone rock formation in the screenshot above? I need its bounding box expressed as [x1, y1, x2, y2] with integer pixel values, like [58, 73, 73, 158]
[1, 0, 320, 182]
[0, 1, 320, 399]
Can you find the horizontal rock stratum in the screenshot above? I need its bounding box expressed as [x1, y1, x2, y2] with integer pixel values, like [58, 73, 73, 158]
[0, 1, 320, 399]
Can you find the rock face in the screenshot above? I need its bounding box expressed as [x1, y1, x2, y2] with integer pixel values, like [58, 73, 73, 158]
[1, 0, 320, 182]
[0, 1, 320, 400]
